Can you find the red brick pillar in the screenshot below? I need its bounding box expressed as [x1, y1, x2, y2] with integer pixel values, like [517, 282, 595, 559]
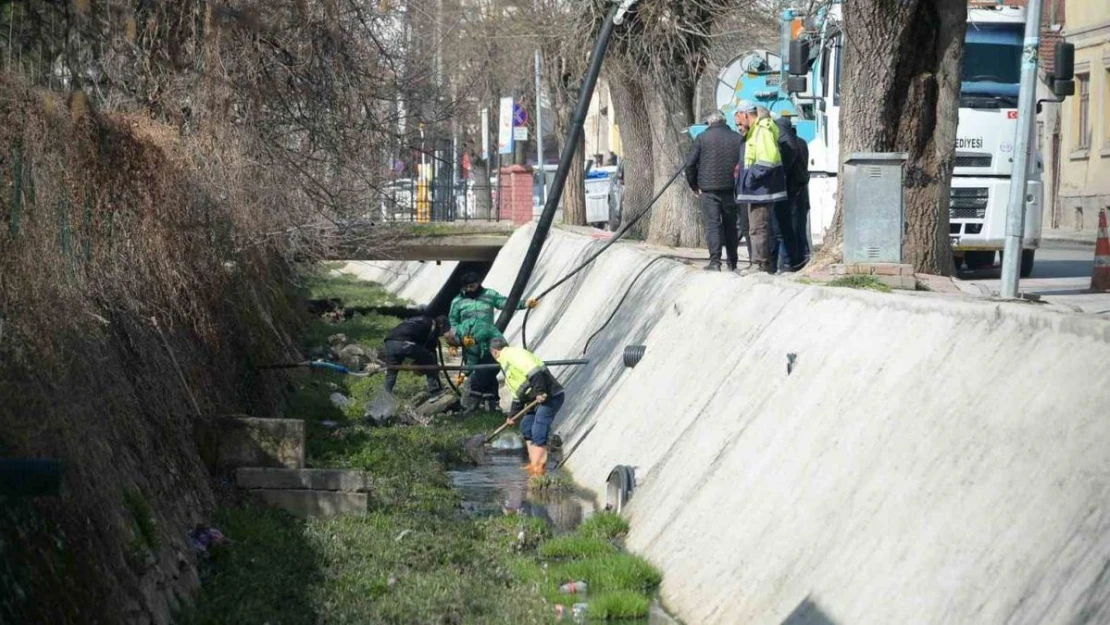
[499, 164, 535, 225]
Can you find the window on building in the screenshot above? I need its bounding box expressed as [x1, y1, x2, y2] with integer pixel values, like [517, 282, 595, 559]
[1078, 73, 1091, 150]
[1105, 69, 1110, 144]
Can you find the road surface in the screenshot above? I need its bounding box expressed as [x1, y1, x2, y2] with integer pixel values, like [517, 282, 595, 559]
[955, 242, 1110, 317]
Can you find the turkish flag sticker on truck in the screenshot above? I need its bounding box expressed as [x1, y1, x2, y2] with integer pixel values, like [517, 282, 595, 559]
[1007, 111, 1019, 119]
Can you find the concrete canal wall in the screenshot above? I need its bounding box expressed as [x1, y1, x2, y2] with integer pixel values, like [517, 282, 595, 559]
[349, 225, 1110, 625]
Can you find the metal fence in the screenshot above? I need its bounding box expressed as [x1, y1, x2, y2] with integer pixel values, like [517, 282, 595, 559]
[375, 177, 508, 223]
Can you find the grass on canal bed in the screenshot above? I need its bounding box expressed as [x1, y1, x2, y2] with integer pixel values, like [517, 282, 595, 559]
[538, 534, 618, 560]
[181, 270, 663, 623]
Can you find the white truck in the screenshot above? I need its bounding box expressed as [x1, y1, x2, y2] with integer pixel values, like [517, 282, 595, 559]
[707, 2, 1048, 275]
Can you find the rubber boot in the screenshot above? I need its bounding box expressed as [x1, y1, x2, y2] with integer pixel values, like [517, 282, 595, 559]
[523, 442, 538, 472]
[531, 447, 549, 477]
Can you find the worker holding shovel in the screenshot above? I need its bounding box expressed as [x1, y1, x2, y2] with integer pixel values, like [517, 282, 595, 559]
[489, 337, 565, 477]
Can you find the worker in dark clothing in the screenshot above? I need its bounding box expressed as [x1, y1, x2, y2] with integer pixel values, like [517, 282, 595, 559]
[686, 110, 744, 271]
[783, 113, 812, 264]
[381, 315, 449, 395]
[771, 114, 804, 273]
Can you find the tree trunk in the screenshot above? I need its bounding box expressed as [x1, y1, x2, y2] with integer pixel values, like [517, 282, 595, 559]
[646, 76, 703, 248]
[816, 0, 965, 275]
[563, 132, 587, 225]
[550, 54, 586, 226]
[608, 68, 653, 239]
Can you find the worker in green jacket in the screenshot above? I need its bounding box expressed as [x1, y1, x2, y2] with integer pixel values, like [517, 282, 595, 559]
[451, 315, 506, 410]
[448, 272, 537, 411]
[448, 272, 538, 330]
[490, 337, 565, 476]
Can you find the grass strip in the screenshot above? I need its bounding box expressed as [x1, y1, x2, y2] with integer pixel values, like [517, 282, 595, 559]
[538, 535, 617, 560]
[577, 511, 631, 541]
[826, 274, 893, 293]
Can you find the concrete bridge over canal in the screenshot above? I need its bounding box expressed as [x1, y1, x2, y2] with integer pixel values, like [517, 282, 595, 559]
[320, 222, 512, 262]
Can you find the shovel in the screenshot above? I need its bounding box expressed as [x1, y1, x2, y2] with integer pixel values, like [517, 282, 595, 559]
[464, 398, 543, 453]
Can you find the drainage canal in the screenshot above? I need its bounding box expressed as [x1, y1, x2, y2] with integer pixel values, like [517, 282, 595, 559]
[448, 433, 680, 624]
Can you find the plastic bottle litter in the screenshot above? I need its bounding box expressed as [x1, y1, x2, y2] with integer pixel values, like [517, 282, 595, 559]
[572, 602, 588, 623]
[329, 392, 351, 408]
[558, 581, 588, 594]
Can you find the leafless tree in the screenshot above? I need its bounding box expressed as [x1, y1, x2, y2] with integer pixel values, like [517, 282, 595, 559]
[585, 0, 768, 247]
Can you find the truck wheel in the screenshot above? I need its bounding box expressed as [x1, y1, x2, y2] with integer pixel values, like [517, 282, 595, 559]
[1001, 250, 1037, 278]
[964, 251, 995, 271]
[1020, 249, 1035, 278]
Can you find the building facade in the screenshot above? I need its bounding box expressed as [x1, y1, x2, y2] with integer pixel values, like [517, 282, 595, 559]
[1058, 1, 1110, 230]
[585, 79, 622, 165]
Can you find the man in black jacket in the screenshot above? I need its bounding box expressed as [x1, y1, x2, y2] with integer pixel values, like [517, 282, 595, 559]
[381, 315, 448, 395]
[771, 114, 804, 273]
[686, 110, 744, 271]
[783, 113, 812, 265]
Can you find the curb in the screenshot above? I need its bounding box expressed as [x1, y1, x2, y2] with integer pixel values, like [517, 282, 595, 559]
[1042, 230, 1097, 246]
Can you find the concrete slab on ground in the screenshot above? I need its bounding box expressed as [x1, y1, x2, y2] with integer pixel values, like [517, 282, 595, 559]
[249, 489, 368, 518]
[235, 468, 371, 492]
[195, 416, 304, 471]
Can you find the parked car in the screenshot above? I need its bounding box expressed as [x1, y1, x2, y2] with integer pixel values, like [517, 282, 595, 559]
[606, 161, 624, 232]
[378, 179, 414, 221]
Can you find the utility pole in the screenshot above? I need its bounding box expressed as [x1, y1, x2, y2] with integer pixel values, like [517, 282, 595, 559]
[535, 48, 547, 205]
[999, 0, 1043, 299]
[495, 0, 638, 330]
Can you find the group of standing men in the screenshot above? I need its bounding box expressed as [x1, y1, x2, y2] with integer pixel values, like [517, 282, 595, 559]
[685, 100, 811, 275]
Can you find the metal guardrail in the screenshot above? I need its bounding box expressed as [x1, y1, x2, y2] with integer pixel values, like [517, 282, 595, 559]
[376, 179, 507, 223]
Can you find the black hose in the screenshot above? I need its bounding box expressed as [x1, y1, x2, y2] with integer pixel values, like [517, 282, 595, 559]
[436, 342, 461, 397]
[622, 345, 647, 368]
[519, 163, 687, 350]
[580, 255, 679, 355]
[495, 2, 627, 332]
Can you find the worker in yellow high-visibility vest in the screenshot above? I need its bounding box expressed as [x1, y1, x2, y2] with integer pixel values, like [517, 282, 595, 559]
[489, 337, 565, 476]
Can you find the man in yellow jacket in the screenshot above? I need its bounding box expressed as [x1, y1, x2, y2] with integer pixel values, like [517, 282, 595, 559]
[490, 337, 566, 476]
[733, 100, 788, 276]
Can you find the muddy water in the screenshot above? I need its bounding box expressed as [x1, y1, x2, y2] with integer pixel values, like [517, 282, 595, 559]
[448, 434, 681, 625]
[448, 445, 594, 534]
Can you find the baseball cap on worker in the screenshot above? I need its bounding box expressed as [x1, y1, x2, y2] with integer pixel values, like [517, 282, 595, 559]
[735, 100, 757, 114]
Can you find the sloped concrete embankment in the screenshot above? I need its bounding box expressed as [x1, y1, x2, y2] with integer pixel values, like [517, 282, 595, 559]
[339, 260, 458, 304]
[356, 226, 1110, 624]
[478, 226, 1110, 625]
